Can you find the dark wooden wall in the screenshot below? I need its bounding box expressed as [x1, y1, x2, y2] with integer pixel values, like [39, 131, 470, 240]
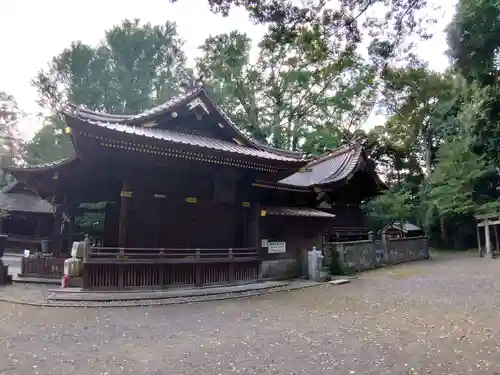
[260, 216, 331, 261]
[126, 200, 245, 248]
[321, 205, 367, 229]
[108, 163, 256, 249]
[3, 212, 52, 238]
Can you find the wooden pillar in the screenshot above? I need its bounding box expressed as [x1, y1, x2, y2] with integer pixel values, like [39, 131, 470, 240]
[35, 215, 42, 237]
[118, 173, 131, 247]
[117, 173, 131, 290]
[485, 219, 492, 258]
[249, 203, 262, 256]
[154, 202, 161, 248]
[52, 202, 63, 256]
[66, 205, 76, 253]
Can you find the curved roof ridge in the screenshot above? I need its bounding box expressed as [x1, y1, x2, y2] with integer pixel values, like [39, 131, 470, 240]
[68, 87, 204, 124]
[306, 142, 362, 168]
[69, 87, 308, 160]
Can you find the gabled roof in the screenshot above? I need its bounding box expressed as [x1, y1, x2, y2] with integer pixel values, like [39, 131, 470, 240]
[0, 181, 53, 214]
[70, 86, 305, 161]
[278, 143, 365, 187]
[69, 118, 301, 162]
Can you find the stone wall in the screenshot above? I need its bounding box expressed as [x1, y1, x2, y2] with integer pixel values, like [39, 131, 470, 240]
[327, 240, 378, 273]
[386, 236, 429, 265]
[325, 235, 429, 274]
[259, 259, 298, 280]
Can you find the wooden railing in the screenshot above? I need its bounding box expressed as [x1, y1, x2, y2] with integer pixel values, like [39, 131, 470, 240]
[86, 246, 259, 262]
[82, 247, 261, 290]
[20, 256, 65, 279]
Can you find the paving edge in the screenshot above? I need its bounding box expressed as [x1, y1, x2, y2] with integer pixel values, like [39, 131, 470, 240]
[0, 282, 324, 308]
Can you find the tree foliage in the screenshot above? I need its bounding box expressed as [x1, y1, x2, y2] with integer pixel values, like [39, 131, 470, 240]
[0, 92, 23, 185]
[197, 29, 377, 150]
[171, 0, 431, 57]
[27, 19, 188, 164]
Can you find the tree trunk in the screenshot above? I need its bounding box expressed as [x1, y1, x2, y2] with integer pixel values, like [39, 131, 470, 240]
[440, 216, 448, 248]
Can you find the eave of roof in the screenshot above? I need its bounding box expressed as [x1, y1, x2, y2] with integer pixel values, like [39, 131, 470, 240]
[5, 156, 77, 173]
[0, 191, 53, 214]
[252, 180, 313, 193]
[70, 87, 306, 161]
[68, 116, 305, 163]
[278, 143, 363, 187]
[263, 206, 335, 218]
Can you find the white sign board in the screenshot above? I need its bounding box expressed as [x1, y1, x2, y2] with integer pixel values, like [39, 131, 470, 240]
[267, 241, 286, 254]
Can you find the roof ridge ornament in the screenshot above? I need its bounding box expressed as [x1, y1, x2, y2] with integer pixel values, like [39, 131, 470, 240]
[179, 74, 205, 93]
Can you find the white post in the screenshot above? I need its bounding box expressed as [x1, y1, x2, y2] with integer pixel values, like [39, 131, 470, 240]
[485, 219, 492, 259]
[477, 222, 482, 257]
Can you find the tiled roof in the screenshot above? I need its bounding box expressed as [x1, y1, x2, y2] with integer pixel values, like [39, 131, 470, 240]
[278, 144, 363, 187]
[70, 87, 305, 161]
[385, 222, 422, 233]
[79, 119, 303, 162]
[263, 206, 335, 218]
[0, 191, 53, 214]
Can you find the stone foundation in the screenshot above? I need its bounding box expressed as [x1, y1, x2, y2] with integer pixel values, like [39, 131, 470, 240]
[259, 259, 297, 280]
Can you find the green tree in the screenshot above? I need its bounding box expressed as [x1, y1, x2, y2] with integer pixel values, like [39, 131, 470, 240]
[27, 19, 187, 164]
[365, 188, 417, 232]
[446, 0, 500, 169]
[380, 66, 457, 175]
[172, 0, 432, 61]
[426, 84, 500, 217]
[0, 92, 23, 185]
[197, 29, 377, 151]
[447, 0, 500, 85]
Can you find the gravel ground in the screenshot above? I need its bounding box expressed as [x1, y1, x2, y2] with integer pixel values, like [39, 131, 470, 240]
[1, 254, 500, 375]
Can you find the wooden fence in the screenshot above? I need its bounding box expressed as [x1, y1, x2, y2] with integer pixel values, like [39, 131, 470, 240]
[20, 257, 65, 279]
[82, 246, 260, 290]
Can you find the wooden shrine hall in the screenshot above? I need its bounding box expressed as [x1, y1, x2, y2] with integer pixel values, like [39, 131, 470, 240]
[6, 86, 386, 289]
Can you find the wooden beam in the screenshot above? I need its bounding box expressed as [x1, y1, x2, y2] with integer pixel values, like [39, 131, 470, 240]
[475, 213, 500, 220]
[52, 202, 63, 256]
[118, 172, 131, 247]
[35, 215, 42, 237]
[477, 219, 500, 227]
[67, 205, 76, 253]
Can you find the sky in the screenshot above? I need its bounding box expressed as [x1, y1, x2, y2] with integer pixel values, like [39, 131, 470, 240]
[0, 0, 457, 139]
